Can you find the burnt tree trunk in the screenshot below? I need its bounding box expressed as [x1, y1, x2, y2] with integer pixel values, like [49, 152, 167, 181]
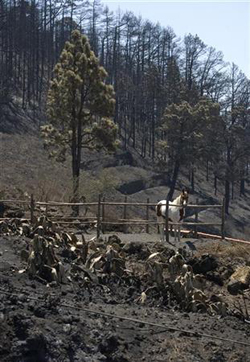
[168, 160, 180, 201]
[214, 175, 217, 195]
[224, 179, 230, 215]
[240, 178, 245, 196]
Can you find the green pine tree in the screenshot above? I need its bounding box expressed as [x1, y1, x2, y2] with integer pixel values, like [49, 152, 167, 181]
[41, 30, 118, 203]
[158, 99, 221, 199]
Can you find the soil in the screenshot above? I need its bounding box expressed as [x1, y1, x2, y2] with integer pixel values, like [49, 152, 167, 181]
[1, 122, 250, 361]
[0, 226, 250, 362]
[1, 85, 250, 362]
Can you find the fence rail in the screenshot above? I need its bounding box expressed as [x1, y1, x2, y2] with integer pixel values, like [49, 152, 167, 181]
[0, 194, 225, 240]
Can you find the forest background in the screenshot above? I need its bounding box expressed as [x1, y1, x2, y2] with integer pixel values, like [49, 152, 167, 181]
[0, 0, 250, 216]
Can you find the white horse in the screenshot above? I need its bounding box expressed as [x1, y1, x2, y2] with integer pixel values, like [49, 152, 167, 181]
[156, 189, 189, 242]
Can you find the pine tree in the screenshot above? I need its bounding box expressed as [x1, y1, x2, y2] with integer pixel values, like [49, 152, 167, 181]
[41, 30, 118, 203]
[158, 99, 221, 199]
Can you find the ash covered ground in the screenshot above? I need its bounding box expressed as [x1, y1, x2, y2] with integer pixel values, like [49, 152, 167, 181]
[0, 219, 250, 362]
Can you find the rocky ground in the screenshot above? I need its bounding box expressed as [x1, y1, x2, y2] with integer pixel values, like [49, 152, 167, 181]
[0, 217, 250, 362]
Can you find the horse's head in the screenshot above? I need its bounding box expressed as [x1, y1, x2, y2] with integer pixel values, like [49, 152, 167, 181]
[180, 188, 189, 207]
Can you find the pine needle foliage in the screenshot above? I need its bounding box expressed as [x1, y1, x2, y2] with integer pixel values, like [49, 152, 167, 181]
[158, 99, 222, 199]
[41, 30, 118, 199]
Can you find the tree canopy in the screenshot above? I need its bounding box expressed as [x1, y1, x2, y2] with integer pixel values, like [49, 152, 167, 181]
[41, 30, 118, 200]
[158, 99, 222, 199]
[1, 0, 250, 213]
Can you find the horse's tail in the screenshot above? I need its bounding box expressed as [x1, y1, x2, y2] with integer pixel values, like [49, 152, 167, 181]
[156, 203, 162, 217]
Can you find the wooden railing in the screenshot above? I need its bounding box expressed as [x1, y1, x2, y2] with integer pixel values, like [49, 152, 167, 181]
[0, 195, 225, 240]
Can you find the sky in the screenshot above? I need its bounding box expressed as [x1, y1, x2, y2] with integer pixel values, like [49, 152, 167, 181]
[101, 0, 250, 79]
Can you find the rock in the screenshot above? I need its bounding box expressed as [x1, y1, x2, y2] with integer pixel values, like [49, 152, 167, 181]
[24, 331, 47, 359]
[230, 266, 250, 285]
[99, 333, 119, 354]
[206, 271, 224, 286]
[63, 324, 71, 333]
[227, 265, 250, 295]
[122, 241, 143, 254]
[227, 279, 246, 295]
[62, 315, 74, 324]
[33, 306, 47, 318]
[188, 254, 218, 274]
[20, 249, 29, 262]
[122, 242, 149, 259]
[108, 234, 123, 246]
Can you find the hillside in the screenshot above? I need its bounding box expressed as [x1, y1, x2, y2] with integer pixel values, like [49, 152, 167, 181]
[1, 107, 250, 362]
[0, 3, 250, 360]
[1, 112, 250, 241]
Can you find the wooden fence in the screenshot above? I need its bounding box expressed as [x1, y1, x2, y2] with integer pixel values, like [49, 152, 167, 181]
[0, 195, 225, 241]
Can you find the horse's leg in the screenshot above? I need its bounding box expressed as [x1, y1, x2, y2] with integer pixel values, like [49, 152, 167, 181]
[161, 217, 165, 242]
[171, 224, 174, 238]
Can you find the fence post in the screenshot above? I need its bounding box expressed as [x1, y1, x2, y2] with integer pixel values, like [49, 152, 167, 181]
[165, 198, 169, 243]
[101, 196, 105, 233]
[97, 194, 101, 238]
[30, 194, 35, 224]
[194, 198, 198, 238]
[221, 197, 225, 239]
[123, 196, 127, 233]
[146, 198, 149, 233]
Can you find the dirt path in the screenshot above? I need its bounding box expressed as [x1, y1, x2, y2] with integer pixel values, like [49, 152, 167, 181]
[86, 230, 232, 253]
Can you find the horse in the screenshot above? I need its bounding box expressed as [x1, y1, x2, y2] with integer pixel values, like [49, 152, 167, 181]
[156, 189, 189, 242]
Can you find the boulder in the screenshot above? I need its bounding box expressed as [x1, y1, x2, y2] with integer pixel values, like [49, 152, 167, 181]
[227, 279, 245, 295]
[188, 254, 218, 274]
[227, 266, 250, 295]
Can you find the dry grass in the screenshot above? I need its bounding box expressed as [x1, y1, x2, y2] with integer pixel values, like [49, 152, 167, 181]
[196, 241, 250, 262]
[0, 132, 146, 225]
[0, 133, 70, 199]
[0, 133, 119, 203]
[215, 243, 250, 259]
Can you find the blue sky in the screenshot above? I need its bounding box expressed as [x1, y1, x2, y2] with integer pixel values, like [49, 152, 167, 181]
[101, 1, 250, 79]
